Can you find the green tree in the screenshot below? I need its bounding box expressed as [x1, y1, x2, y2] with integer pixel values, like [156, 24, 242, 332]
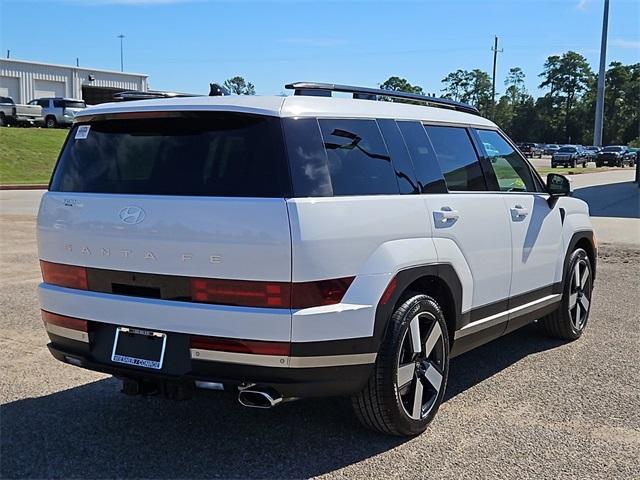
[538, 51, 593, 142]
[441, 69, 492, 116]
[223, 76, 256, 95]
[379, 76, 424, 104]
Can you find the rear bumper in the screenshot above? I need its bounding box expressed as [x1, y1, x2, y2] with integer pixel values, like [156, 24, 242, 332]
[47, 332, 374, 398]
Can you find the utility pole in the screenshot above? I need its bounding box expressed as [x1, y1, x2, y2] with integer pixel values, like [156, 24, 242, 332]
[491, 36, 503, 120]
[118, 34, 125, 72]
[76, 57, 79, 67]
[593, 0, 609, 147]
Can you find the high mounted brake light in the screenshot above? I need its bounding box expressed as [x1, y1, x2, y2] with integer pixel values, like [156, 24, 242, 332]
[40, 261, 88, 290]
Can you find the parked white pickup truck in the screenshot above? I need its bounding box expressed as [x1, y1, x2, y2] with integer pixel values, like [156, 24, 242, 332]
[0, 96, 43, 126]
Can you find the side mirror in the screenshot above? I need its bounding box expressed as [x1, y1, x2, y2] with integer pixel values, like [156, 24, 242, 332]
[547, 173, 572, 206]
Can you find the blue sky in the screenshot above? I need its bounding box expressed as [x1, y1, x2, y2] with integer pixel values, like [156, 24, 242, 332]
[1, 0, 638, 97]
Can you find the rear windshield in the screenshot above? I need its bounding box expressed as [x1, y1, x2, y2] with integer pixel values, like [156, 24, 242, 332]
[50, 112, 290, 197]
[603, 146, 622, 152]
[64, 100, 86, 109]
[558, 147, 576, 152]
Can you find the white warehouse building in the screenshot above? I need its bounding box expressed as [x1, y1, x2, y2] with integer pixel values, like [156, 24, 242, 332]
[0, 58, 148, 105]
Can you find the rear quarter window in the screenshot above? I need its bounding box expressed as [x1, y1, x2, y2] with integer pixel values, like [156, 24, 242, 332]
[284, 118, 400, 197]
[50, 112, 291, 197]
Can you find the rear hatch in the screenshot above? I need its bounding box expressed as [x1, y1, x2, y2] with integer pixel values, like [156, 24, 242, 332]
[38, 111, 292, 298]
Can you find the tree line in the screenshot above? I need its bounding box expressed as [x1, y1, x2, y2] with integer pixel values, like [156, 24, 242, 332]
[225, 50, 639, 146]
[381, 51, 639, 146]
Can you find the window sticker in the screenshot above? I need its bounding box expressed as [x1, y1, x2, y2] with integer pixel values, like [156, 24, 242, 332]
[75, 125, 91, 139]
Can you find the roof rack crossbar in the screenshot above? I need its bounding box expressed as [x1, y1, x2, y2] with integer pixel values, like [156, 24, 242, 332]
[284, 82, 480, 116]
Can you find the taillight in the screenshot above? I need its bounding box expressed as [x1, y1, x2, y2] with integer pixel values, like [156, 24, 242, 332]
[291, 277, 354, 309]
[42, 310, 88, 332]
[190, 336, 290, 356]
[190, 278, 290, 308]
[40, 261, 88, 290]
[189, 276, 353, 309]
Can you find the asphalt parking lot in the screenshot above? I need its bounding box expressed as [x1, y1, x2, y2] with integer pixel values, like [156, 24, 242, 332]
[1, 173, 639, 479]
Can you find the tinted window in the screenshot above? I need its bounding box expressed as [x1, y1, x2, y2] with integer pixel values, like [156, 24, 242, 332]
[423, 126, 486, 191]
[64, 100, 86, 109]
[603, 146, 623, 152]
[376, 119, 419, 194]
[283, 117, 332, 196]
[50, 112, 290, 197]
[475, 129, 536, 192]
[318, 119, 398, 196]
[38, 99, 49, 108]
[53, 99, 64, 108]
[396, 121, 447, 194]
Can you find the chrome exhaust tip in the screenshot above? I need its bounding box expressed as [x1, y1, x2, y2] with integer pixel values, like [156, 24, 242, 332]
[237, 387, 283, 409]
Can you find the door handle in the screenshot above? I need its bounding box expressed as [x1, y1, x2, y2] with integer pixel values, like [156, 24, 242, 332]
[511, 205, 529, 218]
[434, 207, 459, 224]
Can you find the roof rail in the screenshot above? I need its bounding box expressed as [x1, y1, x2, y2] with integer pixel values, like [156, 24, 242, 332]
[285, 82, 480, 116]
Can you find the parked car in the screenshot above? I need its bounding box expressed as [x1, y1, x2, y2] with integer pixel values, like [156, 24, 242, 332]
[552, 146, 587, 168]
[517, 142, 543, 158]
[544, 144, 560, 155]
[0, 96, 43, 126]
[29, 98, 87, 128]
[37, 81, 596, 436]
[583, 146, 601, 161]
[596, 145, 635, 167]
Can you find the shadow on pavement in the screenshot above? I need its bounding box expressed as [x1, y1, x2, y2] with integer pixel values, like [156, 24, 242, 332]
[574, 181, 639, 219]
[1, 324, 563, 479]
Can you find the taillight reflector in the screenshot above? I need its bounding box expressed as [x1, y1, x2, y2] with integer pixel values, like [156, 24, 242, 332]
[379, 276, 398, 306]
[190, 336, 290, 356]
[40, 261, 88, 290]
[42, 310, 88, 332]
[291, 277, 355, 309]
[190, 278, 291, 308]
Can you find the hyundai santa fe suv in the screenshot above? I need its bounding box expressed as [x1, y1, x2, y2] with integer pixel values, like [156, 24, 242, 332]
[37, 82, 596, 436]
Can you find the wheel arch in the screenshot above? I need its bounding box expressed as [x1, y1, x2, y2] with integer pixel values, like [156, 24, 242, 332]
[372, 264, 463, 352]
[564, 231, 597, 284]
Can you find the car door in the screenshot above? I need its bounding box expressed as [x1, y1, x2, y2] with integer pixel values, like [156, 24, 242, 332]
[473, 129, 564, 333]
[401, 123, 512, 345]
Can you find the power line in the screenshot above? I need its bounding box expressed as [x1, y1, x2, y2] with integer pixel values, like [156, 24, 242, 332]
[491, 35, 503, 120]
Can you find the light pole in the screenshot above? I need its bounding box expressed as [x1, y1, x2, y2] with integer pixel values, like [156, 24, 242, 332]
[593, 0, 609, 146]
[118, 34, 125, 72]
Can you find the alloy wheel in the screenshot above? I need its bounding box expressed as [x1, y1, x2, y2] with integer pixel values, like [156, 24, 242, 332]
[397, 312, 445, 420]
[568, 259, 591, 330]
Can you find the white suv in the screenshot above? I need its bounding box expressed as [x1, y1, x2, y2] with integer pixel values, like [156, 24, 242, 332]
[37, 83, 596, 436]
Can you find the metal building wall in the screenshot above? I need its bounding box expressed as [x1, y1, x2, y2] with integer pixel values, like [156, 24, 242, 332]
[0, 59, 148, 103]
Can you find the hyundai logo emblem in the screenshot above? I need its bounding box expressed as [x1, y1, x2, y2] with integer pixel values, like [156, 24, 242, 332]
[119, 206, 146, 225]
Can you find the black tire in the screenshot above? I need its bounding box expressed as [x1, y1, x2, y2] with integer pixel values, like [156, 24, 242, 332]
[582, 161, 587, 168]
[0, 112, 5, 127]
[45, 116, 57, 128]
[540, 248, 593, 341]
[596, 163, 602, 168]
[351, 294, 449, 436]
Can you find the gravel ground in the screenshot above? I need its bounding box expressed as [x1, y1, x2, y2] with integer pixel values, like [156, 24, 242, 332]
[1, 213, 639, 480]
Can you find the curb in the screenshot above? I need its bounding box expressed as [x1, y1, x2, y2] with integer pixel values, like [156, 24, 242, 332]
[0, 184, 48, 190]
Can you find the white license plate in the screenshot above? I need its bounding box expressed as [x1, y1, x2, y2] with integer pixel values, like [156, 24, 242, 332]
[111, 327, 167, 370]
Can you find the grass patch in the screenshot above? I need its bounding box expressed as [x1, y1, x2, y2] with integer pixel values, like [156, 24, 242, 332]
[0, 127, 67, 184]
[536, 166, 617, 176]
